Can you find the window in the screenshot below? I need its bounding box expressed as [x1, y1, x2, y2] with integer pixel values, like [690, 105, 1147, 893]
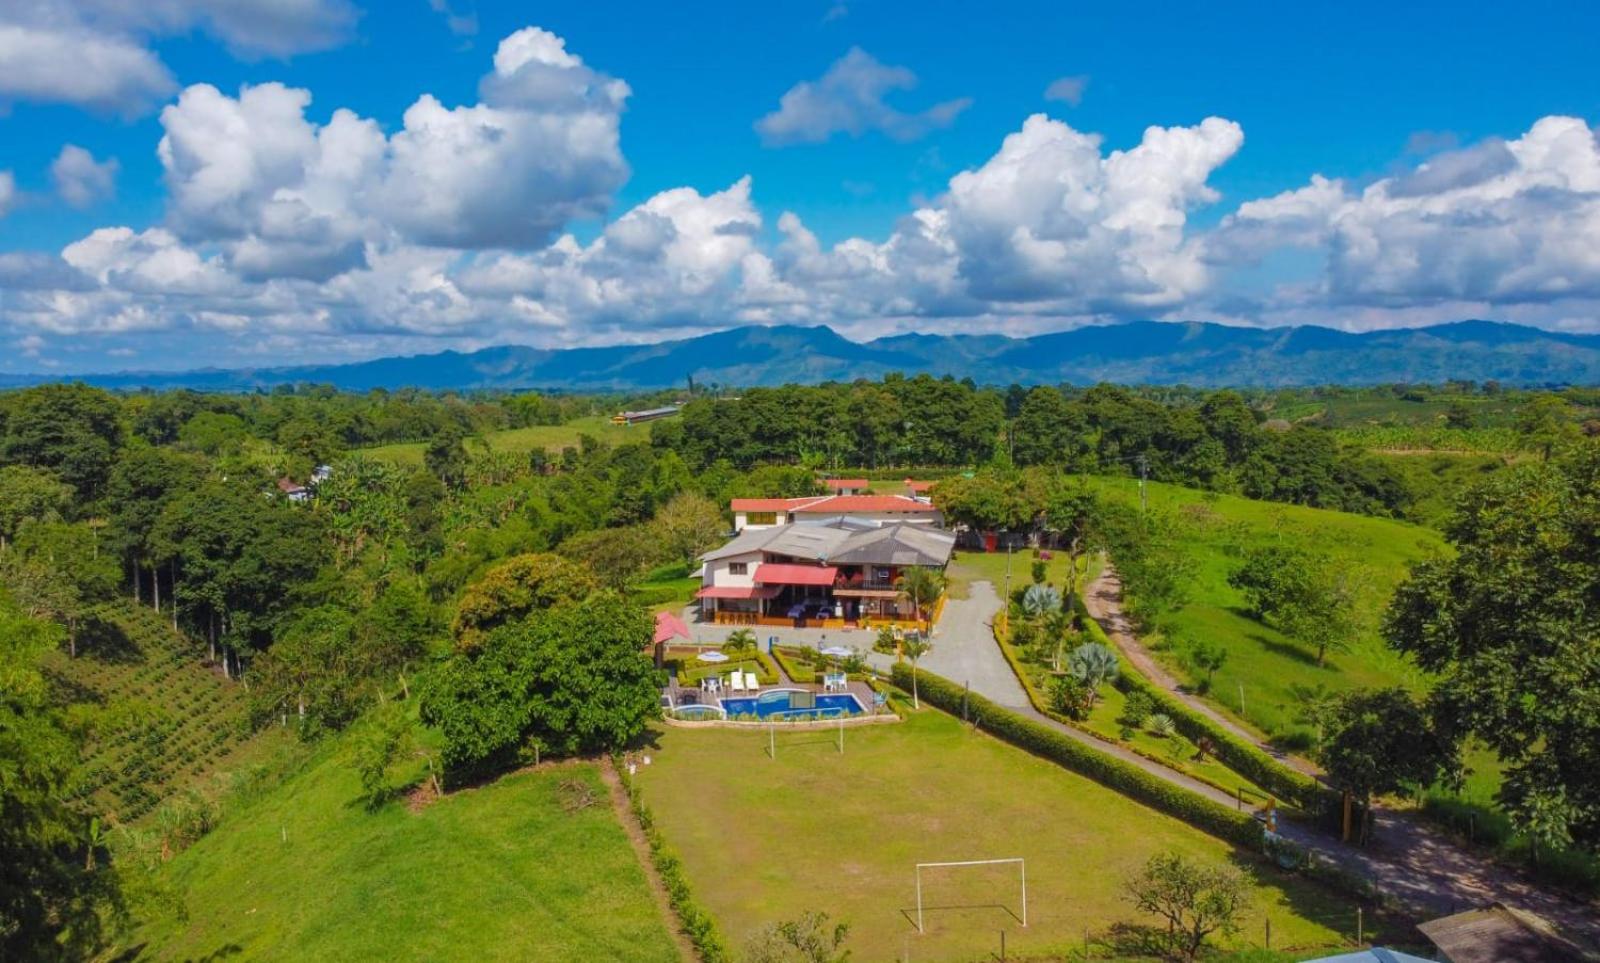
[746, 511, 777, 525]
[728, 562, 748, 575]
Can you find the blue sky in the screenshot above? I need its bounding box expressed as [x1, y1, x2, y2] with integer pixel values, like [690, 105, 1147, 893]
[2, 0, 1600, 372]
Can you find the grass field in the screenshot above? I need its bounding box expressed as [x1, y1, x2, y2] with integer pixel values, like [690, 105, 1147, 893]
[358, 415, 651, 465]
[132, 732, 681, 961]
[1085, 477, 1444, 745]
[635, 708, 1374, 962]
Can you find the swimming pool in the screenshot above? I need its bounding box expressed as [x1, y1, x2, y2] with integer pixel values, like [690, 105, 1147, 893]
[719, 688, 865, 720]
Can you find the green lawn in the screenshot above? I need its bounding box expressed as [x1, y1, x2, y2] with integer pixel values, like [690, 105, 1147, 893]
[945, 546, 1096, 601]
[131, 733, 681, 961]
[358, 415, 649, 465]
[635, 708, 1373, 962]
[1085, 477, 1445, 746]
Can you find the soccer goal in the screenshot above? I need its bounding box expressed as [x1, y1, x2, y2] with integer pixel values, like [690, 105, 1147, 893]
[913, 858, 1026, 934]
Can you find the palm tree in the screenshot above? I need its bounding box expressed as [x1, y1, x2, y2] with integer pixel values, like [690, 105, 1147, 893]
[722, 628, 757, 655]
[1020, 584, 1064, 667]
[1067, 641, 1119, 709]
[896, 567, 945, 629]
[901, 634, 932, 709]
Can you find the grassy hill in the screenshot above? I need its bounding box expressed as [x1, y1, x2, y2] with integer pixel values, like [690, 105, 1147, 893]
[358, 415, 650, 466]
[1085, 477, 1445, 745]
[44, 600, 259, 823]
[128, 726, 682, 961]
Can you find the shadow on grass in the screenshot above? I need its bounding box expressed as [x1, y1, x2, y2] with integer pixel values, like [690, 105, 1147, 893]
[1222, 849, 1422, 953]
[1247, 631, 1325, 670]
[897, 902, 1025, 931]
[78, 616, 143, 664]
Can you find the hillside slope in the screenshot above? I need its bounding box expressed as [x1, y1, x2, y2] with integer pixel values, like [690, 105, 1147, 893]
[129, 734, 682, 961]
[44, 600, 258, 822]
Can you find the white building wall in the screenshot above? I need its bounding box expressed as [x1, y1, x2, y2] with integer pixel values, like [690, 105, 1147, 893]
[704, 552, 763, 589]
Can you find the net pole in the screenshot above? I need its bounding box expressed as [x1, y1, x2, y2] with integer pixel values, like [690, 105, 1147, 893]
[1019, 859, 1027, 927]
[916, 866, 924, 934]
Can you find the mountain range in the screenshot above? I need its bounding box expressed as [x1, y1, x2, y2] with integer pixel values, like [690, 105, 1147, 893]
[7, 320, 1599, 391]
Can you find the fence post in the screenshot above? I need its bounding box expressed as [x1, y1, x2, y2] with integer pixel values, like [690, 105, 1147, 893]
[1357, 906, 1364, 945]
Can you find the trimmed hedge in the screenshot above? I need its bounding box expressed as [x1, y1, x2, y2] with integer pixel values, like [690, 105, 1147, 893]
[672, 650, 781, 687]
[891, 663, 1263, 848]
[1071, 596, 1334, 815]
[617, 760, 729, 962]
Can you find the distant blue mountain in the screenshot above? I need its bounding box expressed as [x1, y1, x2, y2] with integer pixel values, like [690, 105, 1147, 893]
[11, 319, 1600, 391]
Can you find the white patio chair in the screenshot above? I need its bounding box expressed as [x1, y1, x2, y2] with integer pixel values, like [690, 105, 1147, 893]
[728, 672, 745, 693]
[744, 671, 759, 692]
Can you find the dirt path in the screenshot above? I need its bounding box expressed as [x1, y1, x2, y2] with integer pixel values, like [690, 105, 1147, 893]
[599, 756, 698, 963]
[1082, 568, 1322, 778]
[1079, 565, 1600, 945]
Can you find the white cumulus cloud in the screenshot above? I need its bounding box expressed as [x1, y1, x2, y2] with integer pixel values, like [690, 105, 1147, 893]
[51, 145, 120, 208]
[1212, 115, 1600, 307]
[756, 48, 971, 146]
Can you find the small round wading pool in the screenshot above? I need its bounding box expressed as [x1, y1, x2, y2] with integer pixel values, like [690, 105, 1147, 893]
[719, 688, 865, 721]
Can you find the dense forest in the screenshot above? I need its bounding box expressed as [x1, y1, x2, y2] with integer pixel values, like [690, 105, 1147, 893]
[0, 375, 1595, 956]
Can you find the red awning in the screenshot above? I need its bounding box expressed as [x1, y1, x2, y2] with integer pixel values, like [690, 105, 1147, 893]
[653, 610, 691, 644]
[753, 563, 838, 586]
[695, 585, 781, 600]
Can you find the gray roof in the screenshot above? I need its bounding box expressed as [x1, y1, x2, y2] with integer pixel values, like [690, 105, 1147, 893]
[827, 524, 955, 567]
[701, 520, 953, 568]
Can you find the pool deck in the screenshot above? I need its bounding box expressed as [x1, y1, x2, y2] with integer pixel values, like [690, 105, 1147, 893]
[664, 678, 881, 719]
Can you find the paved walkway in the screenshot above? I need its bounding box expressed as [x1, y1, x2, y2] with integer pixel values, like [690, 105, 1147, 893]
[914, 577, 1600, 941]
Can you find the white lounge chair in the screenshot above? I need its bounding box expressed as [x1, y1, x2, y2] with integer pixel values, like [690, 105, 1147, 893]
[744, 671, 759, 692]
[728, 672, 745, 693]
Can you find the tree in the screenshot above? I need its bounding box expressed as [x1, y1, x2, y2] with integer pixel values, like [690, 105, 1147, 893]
[722, 628, 756, 655]
[900, 633, 931, 709]
[1186, 639, 1228, 694]
[650, 491, 726, 565]
[1385, 446, 1600, 847]
[1123, 852, 1249, 962]
[422, 593, 662, 776]
[1048, 673, 1092, 720]
[1067, 641, 1119, 709]
[0, 383, 124, 503]
[1514, 394, 1573, 461]
[895, 566, 944, 627]
[1042, 479, 1103, 615]
[743, 910, 851, 963]
[424, 426, 470, 490]
[0, 465, 73, 552]
[0, 595, 120, 957]
[451, 553, 599, 651]
[1230, 545, 1365, 667]
[557, 525, 665, 591]
[1319, 688, 1454, 845]
[352, 706, 413, 810]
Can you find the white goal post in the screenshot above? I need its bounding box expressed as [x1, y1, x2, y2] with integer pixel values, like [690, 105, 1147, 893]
[914, 858, 1026, 933]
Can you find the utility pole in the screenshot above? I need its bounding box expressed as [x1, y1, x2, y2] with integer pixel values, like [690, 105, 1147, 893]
[1137, 453, 1149, 512]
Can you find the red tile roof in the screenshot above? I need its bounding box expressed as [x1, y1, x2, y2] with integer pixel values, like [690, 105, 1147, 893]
[730, 497, 814, 512]
[753, 564, 838, 586]
[792, 495, 939, 514]
[821, 478, 869, 489]
[904, 479, 934, 493]
[695, 585, 781, 600]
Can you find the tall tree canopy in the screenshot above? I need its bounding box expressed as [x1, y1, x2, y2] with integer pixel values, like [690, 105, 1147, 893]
[1386, 445, 1600, 848]
[423, 593, 660, 776]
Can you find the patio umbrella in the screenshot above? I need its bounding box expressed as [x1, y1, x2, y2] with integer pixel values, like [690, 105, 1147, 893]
[697, 650, 730, 663]
[654, 610, 691, 645]
[820, 645, 853, 658]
